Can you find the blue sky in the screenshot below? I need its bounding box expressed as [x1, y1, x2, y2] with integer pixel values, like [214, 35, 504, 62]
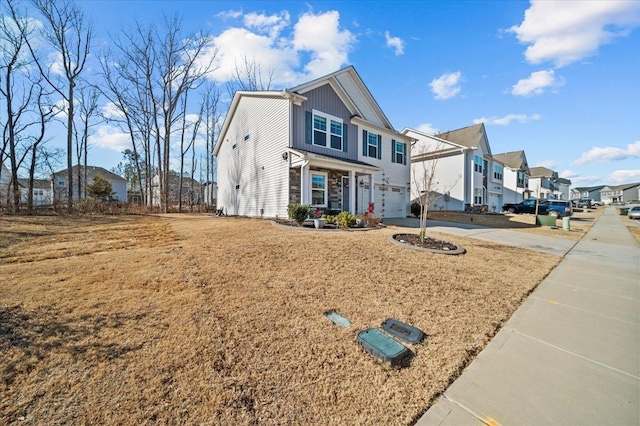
[15, 0, 640, 186]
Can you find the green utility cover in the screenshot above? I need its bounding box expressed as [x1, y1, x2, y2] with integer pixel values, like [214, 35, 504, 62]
[357, 328, 410, 366]
[381, 318, 425, 344]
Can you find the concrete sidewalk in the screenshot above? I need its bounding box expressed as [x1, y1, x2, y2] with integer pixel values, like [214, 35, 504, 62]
[416, 207, 640, 425]
[384, 217, 577, 256]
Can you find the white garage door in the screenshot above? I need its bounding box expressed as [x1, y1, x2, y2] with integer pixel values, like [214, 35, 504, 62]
[374, 185, 406, 218]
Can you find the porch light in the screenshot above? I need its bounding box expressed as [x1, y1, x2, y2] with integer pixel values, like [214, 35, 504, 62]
[282, 152, 288, 161]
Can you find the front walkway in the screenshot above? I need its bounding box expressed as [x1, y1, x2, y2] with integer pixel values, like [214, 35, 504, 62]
[415, 207, 639, 425]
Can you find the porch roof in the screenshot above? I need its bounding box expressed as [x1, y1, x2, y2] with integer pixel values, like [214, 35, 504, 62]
[289, 148, 380, 173]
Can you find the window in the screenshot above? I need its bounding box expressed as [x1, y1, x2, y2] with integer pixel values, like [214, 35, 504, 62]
[474, 188, 483, 204]
[244, 134, 250, 141]
[517, 171, 526, 187]
[57, 177, 65, 185]
[493, 164, 503, 181]
[311, 172, 327, 207]
[363, 130, 381, 159]
[232, 143, 237, 150]
[392, 140, 406, 165]
[308, 111, 344, 151]
[474, 155, 483, 173]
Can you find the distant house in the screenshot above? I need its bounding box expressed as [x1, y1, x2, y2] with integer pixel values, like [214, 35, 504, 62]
[493, 150, 531, 204]
[528, 166, 566, 199]
[202, 181, 218, 208]
[405, 123, 505, 212]
[18, 178, 53, 206]
[556, 178, 571, 201]
[149, 173, 203, 207]
[214, 66, 412, 218]
[52, 166, 127, 202]
[571, 185, 605, 202]
[0, 162, 11, 207]
[600, 182, 640, 204]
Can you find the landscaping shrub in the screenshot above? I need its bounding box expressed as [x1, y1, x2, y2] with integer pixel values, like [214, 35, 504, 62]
[335, 211, 356, 228]
[361, 212, 382, 227]
[287, 203, 311, 225]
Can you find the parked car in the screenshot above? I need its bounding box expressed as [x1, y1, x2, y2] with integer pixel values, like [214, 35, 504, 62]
[502, 199, 573, 217]
[577, 198, 593, 208]
[591, 200, 604, 207]
[628, 206, 640, 219]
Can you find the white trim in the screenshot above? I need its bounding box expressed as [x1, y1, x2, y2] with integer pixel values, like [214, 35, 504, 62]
[311, 109, 344, 152]
[310, 171, 328, 207]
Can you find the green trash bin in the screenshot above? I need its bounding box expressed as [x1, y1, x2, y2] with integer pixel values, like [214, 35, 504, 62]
[537, 215, 557, 226]
[620, 208, 629, 215]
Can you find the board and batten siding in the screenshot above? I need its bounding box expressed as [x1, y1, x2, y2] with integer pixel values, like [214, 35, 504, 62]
[217, 95, 290, 217]
[334, 73, 385, 129]
[291, 84, 358, 161]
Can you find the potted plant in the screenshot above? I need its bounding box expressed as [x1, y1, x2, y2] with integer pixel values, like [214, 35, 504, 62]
[314, 217, 325, 228]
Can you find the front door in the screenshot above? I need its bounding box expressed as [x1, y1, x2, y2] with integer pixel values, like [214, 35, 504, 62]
[341, 177, 350, 212]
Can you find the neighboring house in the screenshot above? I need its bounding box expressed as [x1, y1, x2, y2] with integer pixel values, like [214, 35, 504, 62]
[571, 185, 605, 202]
[18, 178, 53, 206]
[556, 177, 572, 201]
[0, 161, 11, 207]
[492, 150, 531, 204]
[214, 66, 413, 218]
[52, 165, 127, 202]
[600, 182, 640, 204]
[528, 166, 562, 199]
[405, 123, 504, 212]
[202, 181, 218, 208]
[149, 173, 203, 207]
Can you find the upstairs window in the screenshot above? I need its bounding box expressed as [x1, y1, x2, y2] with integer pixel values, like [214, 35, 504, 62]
[391, 140, 406, 165]
[493, 164, 503, 181]
[474, 155, 483, 173]
[306, 110, 345, 151]
[363, 130, 381, 159]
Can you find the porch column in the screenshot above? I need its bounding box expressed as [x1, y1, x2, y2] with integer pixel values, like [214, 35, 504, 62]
[349, 170, 356, 214]
[301, 164, 309, 205]
[369, 174, 374, 205]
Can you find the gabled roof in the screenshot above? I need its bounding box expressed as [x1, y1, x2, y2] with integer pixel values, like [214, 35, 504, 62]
[556, 177, 571, 185]
[435, 123, 489, 152]
[493, 150, 529, 173]
[290, 66, 394, 131]
[214, 66, 399, 156]
[604, 182, 640, 191]
[529, 166, 558, 178]
[573, 185, 605, 192]
[18, 178, 50, 190]
[52, 165, 126, 182]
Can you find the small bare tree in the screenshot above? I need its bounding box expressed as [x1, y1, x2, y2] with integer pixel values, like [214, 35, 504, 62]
[411, 140, 461, 243]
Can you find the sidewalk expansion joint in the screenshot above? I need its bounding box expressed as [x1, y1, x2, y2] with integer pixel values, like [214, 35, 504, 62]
[512, 329, 639, 380]
[529, 295, 638, 325]
[442, 394, 499, 426]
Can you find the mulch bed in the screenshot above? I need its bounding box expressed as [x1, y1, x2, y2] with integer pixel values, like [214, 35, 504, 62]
[393, 233, 460, 251]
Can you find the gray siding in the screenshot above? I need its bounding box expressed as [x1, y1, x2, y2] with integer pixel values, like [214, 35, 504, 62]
[292, 84, 358, 161]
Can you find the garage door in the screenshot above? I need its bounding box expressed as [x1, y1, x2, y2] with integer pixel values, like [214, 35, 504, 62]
[374, 185, 406, 218]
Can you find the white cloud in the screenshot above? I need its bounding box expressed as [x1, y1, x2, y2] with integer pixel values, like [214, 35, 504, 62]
[575, 141, 640, 165]
[560, 170, 579, 179]
[206, 9, 354, 86]
[90, 125, 131, 153]
[292, 10, 355, 79]
[417, 123, 439, 134]
[509, 0, 640, 67]
[511, 69, 564, 97]
[535, 160, 557, 169]
[429, 71, 462, 100]
[608, 169, 640, 184]
[569, 175, 601, 185]
[101, 102, 124, 120]
[473, 113, 541, 126]
[243, 11, 290, 38]
[216, 9, 243, 20]
[384, 31, 405, 55]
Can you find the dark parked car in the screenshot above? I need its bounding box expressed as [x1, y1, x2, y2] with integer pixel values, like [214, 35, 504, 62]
[577, 198, 593, 208]
[502, 199, 573, 217]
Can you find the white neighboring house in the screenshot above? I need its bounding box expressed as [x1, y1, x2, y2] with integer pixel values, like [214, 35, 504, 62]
[600, 183, 640, 204]
[18, 178, 53, 206]
[492, 150, 531, 205]
[0, 161, 11, 207]
[404, 123, 504, 212]
[528, 166, 566, 199]
[214, 66, 413, 219]
[556, 178, 571, 201]
[52, 165, 127, 202]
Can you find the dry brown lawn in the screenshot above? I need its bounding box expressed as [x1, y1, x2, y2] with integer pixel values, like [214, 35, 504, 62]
[1, 214, 560, 425]
[429, 208, 603, 240]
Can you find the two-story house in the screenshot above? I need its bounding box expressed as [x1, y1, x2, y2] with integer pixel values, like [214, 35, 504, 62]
[52, 166, 127, 203]
[493, 150, 531, 204]
[570, 185, 605, 202]
[214, 66, 413, 219]
[528, 166, 562, 199]
[404, 123, 504, 212]
[600, 183, 640, 204]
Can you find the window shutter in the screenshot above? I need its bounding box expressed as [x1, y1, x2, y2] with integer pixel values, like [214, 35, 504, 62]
[377, 134, 382, 160]
[343, 123, 348, 152]
[391, 140, 396, 163]
[403, 143, 407, 165]
[362, 130, 368, 156]
[305, 111, 312, 144]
